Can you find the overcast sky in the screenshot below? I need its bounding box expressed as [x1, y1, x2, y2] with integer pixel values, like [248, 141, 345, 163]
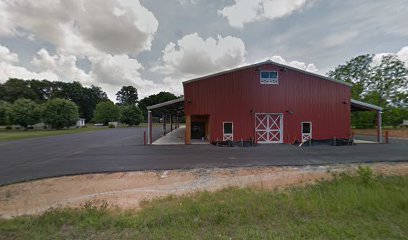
[0, 0, 407, 100]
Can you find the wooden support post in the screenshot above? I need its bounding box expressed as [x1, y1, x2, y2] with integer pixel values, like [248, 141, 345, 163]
[148, 110, 152, 144]
[185, 115, 191, 144]
[144, 131, 146, 145]
[385, 131, 389, 144]
[162, 113, 166, 136]
[377, 111, 382, 143]
[170, 114, 173, 132]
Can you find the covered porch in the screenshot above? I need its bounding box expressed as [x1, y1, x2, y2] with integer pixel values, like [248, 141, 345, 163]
[146, 97, 185, 144]
[350, 99, 383, 143]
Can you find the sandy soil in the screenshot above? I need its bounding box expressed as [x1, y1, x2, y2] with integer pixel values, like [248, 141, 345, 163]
[1, 163, 408, 219]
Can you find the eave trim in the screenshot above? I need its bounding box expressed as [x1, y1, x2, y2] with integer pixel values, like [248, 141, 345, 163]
[351, 99, 383, 111]
[147, 97, 185, 110]
[182, 60, 352, 87]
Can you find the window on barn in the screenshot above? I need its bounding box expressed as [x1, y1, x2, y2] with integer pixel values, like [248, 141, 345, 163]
[260, 71, 278, 85]
[223, 122, 233, 141]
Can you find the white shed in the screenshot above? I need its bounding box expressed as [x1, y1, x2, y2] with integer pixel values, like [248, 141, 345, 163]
[76, 118, 86, 127]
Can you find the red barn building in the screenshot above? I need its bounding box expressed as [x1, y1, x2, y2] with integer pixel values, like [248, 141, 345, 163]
[147, 60, 383, 145]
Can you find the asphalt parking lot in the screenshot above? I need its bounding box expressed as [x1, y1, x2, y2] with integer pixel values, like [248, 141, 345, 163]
[0, 127, 407, 186]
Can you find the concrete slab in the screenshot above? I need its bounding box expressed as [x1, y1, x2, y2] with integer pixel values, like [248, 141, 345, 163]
[191, 139, 210, 144]
[354, 139, 377, 144]
[153, 126, 185, 145]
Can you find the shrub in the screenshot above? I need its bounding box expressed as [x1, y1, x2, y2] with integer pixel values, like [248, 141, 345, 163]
[108, 124, 116, 128]
[120, 105, 144, 126]
[93, 101, 120, 125]
[357, 165, 374, 184]
[0, 100, 11, 125]
[5, 126, 12, 130]
[42, 99, 79, 129]
[9, 98, 42, 129]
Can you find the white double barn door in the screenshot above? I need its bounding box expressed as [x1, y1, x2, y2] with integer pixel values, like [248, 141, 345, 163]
[255, 113, 283, 143]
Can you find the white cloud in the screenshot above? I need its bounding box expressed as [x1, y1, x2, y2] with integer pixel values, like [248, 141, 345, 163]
[0, 45, 58, 81]
[0, 45, 18, 63]
[0, 63, 58, 81]
[152, 33, 246, 96]
[155, 33, 246, 76]
[0, 44, 160, 99]
[270, 55, 318, 73]
[397, 46, 408, 68]
[31, 49, 163, 98]
[89, 54, 161, 98]
[0, 0, 158, 56]
[31, 49, 90, 83]
[372, 46, 408, 68]
[219, 0, 310, 28]
[0, 1, 161, 100]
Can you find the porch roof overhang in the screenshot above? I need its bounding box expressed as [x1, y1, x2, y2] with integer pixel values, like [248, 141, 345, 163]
[351, 99, 383, 112]
[147, 97, 185, 114]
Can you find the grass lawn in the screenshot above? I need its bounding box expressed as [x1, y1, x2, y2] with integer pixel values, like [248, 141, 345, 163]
[1, 171, 407, 239]
[0, 126, 108, 142]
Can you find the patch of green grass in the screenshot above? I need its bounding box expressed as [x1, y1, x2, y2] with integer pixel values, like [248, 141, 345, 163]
[0, 126, 108, 142]
[1, 173, 408, 239]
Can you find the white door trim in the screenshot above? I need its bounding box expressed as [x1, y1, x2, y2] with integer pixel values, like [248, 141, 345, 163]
[223, 121, 233, 141]
[255, 113, 283, 143]
[301, 121, 312, 142]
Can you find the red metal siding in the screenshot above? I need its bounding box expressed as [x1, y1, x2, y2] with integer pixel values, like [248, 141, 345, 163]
[184, 63, 351, 143]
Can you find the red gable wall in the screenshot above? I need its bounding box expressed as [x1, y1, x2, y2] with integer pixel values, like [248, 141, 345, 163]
[184, 63, 351, 143]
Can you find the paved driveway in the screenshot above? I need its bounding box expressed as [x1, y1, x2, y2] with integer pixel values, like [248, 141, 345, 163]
[0, 128, 407, 186]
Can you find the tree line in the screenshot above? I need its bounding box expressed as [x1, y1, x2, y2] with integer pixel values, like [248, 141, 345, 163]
[0, 79, 179, 129]
[0, 79, 108, 121]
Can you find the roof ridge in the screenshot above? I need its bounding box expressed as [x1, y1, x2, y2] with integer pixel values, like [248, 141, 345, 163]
[182, 60, 352, 87]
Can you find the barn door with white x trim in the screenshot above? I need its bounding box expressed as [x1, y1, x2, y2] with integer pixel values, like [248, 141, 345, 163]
[255, 113, 283, 143]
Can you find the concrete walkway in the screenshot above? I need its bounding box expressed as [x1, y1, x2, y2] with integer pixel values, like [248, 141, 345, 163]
[354, 139, 377, 144]
[153, 126, 185, 145]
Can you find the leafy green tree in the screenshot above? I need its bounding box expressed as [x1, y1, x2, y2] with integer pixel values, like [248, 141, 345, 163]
[328, 54, 373, 100]
[120, 105, 144, 126]
[53, 82, 109, 121]
[43, 99, 79, 129]
[383, 107, 408, 127]
[0, 100, 11, 125]
[369, 55, 408, 107]
[81, 85, 109, 121]
[0, 78, 37, 102]
[93, 101, 121, 125]
[329, 54, 408, 127]
[116, 86, 138, 106]
[29, 79, 54, 102]
[138, 92, 179, 119]
[10, 98, 42, 129]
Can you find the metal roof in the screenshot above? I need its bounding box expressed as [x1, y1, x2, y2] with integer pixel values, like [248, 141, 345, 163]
[182, 59, 353, 87]
[147, 97, 184, 111]
[351, 99, 383, 111]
